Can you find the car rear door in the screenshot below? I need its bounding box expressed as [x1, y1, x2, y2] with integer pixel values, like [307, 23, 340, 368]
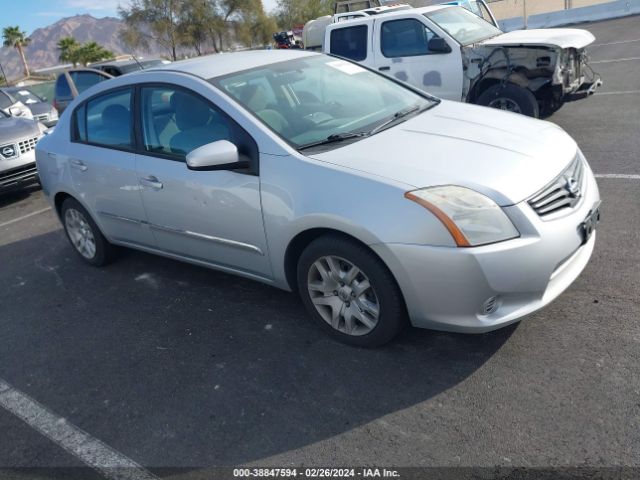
[134, 83, 272, 279]
[67, 87, 156, 247]
[372, 15, 463, 100]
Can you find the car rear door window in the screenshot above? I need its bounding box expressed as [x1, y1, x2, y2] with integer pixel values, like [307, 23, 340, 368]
[381, 19, 438, 57]
[82, 89, 133, 149]
[330, 25, 368, 61]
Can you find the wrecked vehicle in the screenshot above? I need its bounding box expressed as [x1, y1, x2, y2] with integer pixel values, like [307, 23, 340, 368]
[324, 5, 602, 117]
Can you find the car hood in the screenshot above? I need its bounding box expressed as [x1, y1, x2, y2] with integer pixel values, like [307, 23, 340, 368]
[479, 28, 595, 49]
[0, 116, 39, 144]
[306, 100, 578, 206]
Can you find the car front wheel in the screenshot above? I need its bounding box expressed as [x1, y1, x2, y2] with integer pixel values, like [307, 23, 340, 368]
[297, 235, 405, 347]
[61, 197, 116, 266]
[476, 83, 540, 118]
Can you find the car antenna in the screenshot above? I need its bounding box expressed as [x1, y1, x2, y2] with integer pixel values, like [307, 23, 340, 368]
[131, 55, 144, 70]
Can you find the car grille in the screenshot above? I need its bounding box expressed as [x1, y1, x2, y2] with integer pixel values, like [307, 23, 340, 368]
[18, 136, 38, 155]
[0, 163, 38, 187]
[528, 154, 585, 218]
[35, 113, 49, 122]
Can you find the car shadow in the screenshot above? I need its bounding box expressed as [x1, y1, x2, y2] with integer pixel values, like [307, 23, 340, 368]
[0, 184, 41, 208]
[0, 230, 516, 467]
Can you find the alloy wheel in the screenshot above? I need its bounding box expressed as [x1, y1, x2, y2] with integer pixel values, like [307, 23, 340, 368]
[307, 255, 380, 336]
[65, 208, 96, 259]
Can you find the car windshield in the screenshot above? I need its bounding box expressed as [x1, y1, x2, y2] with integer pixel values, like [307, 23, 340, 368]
[425, 6, 502, 45]
[212, 55, 436, 150]
[7, 88, 42, 104]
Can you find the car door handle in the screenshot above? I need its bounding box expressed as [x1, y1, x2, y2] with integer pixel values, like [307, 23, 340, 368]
[378, 66, 390, 71]
[70, 159, 87, 171]
[139, 175, 163, 190]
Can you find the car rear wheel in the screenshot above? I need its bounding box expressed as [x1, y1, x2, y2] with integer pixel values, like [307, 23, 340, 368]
[61, 198, 116, 266]
[477, 83, 540, 118]
[297, 235, 405, 347]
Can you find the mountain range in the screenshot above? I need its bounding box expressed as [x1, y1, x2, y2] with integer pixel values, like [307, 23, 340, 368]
[0, 14, 167, 81]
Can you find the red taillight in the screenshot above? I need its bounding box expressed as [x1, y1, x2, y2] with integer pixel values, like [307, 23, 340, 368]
[52, 99, 58, 111]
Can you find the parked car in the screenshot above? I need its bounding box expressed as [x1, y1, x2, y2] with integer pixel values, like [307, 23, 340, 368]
[323, 4, 602, 117]
[3, 87, 59, 127]
[36, 50, 600, 346]
[92, 58, 169, 77]
[0, 108, 43, 194]
[53, 68, 112, 115]
[0, 89, 33, 120]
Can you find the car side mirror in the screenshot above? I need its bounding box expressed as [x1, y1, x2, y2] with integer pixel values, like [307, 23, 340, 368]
[186, 140, 248, 171]
[428, 37, 452, 53]
[8, 106, 21, 116]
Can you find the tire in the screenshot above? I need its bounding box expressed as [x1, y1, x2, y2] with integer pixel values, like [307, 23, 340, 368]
[297, 235, 406, 347]
[476, 83, 540, 118]
[60, 197, 116, 266]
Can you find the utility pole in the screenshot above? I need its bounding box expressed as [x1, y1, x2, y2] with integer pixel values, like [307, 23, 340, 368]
[523, 0, 528, 29]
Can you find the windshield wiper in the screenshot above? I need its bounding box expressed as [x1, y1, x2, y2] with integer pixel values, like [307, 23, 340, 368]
[298, 131, 368, 150]
[368, 105, 422, 136]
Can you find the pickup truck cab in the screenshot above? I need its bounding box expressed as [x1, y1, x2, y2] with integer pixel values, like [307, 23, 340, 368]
[324, 5, 602, 117]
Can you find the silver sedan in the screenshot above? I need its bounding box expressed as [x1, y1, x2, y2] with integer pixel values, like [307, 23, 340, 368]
[35, 50, 600, 347]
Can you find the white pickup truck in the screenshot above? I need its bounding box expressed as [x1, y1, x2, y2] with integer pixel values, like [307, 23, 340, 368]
[323, 4, 602, 117]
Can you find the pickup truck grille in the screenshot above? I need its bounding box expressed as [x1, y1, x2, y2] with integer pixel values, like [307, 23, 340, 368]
[18, 136, 38, 154]
[528, 155, 585, 218]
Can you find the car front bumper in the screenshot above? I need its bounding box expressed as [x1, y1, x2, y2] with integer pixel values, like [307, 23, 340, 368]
[372, 162, 600, 333]
[0, 150, 39, 194]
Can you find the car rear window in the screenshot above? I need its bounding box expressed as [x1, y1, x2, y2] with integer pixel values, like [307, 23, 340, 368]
[330, 25, 368, 61]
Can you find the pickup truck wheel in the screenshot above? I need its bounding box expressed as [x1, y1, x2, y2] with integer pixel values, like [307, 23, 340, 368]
[477, 84, 540, 118]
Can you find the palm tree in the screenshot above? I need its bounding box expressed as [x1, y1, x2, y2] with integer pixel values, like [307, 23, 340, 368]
[76, 42, 114, 66]
[2, 26, 31, 78]
[57, 37, 81, 67]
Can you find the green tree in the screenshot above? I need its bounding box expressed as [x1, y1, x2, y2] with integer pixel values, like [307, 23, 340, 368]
[76, 42, 115, 66]
[275, 0, 333, 28]
[57, 37, 81, 66]
[178, 0, 223, 54]
[119, 0, 182, 61]
[2, 26, 31, 78]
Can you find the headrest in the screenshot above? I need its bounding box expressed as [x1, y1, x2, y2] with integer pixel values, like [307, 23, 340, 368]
[171, 91, 211, 130]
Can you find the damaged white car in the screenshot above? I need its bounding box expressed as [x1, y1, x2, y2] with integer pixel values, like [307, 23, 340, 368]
[324, 4, 602, 117]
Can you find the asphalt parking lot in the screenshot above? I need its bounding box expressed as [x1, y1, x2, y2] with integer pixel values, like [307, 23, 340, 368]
[1, 14, 639, 479]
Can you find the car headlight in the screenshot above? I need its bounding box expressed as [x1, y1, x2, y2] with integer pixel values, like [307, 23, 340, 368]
[404, 186, 520, 247]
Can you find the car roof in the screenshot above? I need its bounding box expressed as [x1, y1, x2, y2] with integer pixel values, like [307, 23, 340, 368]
[144, 49, 319, 80]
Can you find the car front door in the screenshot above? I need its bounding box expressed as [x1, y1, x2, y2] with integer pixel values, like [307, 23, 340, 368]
[134, 84, 272, 279]
[67, 87, 156, 247]
[373, 16, 463, 101]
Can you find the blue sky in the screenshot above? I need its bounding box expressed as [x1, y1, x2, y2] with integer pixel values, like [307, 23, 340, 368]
[5, 0, 279, 36]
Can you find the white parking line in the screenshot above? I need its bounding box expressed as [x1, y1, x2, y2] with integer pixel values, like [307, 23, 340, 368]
[591, 38, 640, 47]
[595, 174, 640, 179]
[590, 56, 640, 64]
[0, 207, 52, 229]
[0, 379, 158, 480]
